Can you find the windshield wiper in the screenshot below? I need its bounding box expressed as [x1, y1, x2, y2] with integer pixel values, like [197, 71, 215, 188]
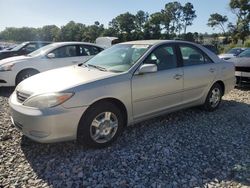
[87, 64, 107, 72]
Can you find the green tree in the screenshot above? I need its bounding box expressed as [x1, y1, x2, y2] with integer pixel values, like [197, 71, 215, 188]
[135, 10, 149, 32]
[38, 25, 60, 41]
[163, 2, 183, 34]
[59, 21, 86, 41]
[207, 13, 228, 34]
[229, 0, 250, 44]
[182, 2, 197, 34]
[82, 22, 105, 42]
[143, 12, 163, 39]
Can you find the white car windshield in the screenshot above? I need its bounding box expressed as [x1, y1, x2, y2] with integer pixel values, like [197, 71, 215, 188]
[86, 44, 150, 72]
[27, 44, 55, 57]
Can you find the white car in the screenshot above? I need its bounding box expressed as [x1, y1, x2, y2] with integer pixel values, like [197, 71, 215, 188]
[0, 42, 104, 87]
[219, 47, 246, 60]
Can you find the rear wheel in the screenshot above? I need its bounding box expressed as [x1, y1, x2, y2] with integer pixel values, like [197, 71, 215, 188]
[203, 83, 223, 111]
[16, 69, 39, 85]
[77, 101, 124, 148]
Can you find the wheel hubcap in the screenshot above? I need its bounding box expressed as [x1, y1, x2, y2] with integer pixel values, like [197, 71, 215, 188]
[209, 88, 221, 108]
[90, 112, 118, 144]
[22, 74, 32, 81]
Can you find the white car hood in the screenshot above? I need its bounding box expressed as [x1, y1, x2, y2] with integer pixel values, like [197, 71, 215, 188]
[0, 55, 32, 66]
[16, 65, 117, 95]
[218, 54, 235, 59]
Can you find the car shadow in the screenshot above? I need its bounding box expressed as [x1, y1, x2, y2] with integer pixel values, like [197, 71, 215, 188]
[235, 85, 250, 91]
[0, 87, 15, 97]
[20, 99, 250, 187]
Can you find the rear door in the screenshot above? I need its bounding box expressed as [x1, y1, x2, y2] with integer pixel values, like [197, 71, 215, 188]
[179, 44, 217, 104]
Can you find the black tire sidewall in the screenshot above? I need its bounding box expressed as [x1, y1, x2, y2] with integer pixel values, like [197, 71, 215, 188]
[77, 101, 124, 148]
[16, 70, 39, 85]
[204, 83, 223, 111]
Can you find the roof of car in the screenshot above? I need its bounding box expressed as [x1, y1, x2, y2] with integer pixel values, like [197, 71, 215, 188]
[23, 41, 52, 44]
[121, 40, 166, 45]
[50, 41, 103, 48]
[121, 40, 200, 46]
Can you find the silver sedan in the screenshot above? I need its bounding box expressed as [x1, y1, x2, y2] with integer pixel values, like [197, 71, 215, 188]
[9, 40, 235, 147]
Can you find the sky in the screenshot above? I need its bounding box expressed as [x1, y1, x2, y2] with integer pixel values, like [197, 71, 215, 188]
[0, 0, 236, 33]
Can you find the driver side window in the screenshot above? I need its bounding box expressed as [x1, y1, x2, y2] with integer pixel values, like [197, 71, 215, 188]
[144, 45, 177, 71]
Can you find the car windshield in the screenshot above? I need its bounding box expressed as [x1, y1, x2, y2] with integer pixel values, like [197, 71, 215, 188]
[238, 49, 250, 58]
[27, 44, 55, 57]
[11, 42, 28, 51]
[85, 44, 150, 72]
[227, 48, 244, 56]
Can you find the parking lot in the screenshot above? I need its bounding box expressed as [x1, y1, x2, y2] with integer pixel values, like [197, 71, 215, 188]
[0, 87, 249, 187]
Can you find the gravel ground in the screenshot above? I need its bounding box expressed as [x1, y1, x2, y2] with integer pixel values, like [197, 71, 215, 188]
[0, 87, 249, 188]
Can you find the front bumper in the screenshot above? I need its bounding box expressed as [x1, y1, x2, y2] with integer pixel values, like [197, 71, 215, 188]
[0, 71, 15, 87]
[235, 71, 250, 85]
[9, 92, 87, 143]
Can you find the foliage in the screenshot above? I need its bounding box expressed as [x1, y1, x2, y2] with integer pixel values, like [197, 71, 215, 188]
[244, 39, 250, 47]
[207, 13, 228, 33]
[228, 0, 250, 44]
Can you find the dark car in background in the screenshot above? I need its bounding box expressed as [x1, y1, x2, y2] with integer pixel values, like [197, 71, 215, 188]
[0, 41, 51, 60]
[229, 48, 250, 85]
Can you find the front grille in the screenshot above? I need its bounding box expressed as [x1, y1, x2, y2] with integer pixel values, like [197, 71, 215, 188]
[235, 66, 250, 72]
[16, 91, 30, 103]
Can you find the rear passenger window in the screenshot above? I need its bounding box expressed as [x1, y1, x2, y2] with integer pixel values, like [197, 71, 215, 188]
[79, 45, 103, 56]
[180, 45, 212, 66]
[144, 45, 177, 71]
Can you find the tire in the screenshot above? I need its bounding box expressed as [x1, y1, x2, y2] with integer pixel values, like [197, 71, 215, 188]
[77, 101, 125, 148]
[16, 69, 39, 85]
[203, 83, 223, 111]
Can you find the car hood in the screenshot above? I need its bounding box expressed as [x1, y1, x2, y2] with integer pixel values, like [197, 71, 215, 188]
[0, 49, 12, 53]
[0, 55, 32, 66]
[16, 65, 117, 95]
[229, 57, 250, 67]
[218, 53, 235, 59]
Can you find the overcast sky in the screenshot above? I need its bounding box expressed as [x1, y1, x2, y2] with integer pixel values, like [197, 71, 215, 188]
[0, 0, 236, 33]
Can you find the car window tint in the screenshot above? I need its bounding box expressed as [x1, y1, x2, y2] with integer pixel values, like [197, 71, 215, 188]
[144, 46, 177, 71]
[24, 44, 38, 53]
[52, 45, 77, 58]
[79, 45, 102, 56]
[180, 45, 208, 66]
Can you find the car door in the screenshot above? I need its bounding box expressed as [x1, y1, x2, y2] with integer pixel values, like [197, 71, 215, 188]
[44, 45, 80, 70]
[179, 44, 217, 104]
[132, 44, 183, 120]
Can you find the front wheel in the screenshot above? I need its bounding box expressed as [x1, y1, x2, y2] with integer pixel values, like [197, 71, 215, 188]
[77, 101, 124, 148]
[203, 83, 223, 111]
[16, 69, 39, 85]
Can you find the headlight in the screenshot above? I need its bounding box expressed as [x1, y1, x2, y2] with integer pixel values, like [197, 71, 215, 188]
[23, 92, 74, 109]
[0, 64, 14, 71]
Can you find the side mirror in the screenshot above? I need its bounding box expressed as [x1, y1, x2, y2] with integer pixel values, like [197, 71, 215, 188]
[138, 64, 157, 74]
[47, 53, 55, 59]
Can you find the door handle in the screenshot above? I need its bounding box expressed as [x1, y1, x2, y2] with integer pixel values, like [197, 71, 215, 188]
[209, 68, 216, 73]
[173, 74, 183, 80]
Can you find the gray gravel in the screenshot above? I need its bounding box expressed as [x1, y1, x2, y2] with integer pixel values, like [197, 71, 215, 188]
[0, 87, 250, 188]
